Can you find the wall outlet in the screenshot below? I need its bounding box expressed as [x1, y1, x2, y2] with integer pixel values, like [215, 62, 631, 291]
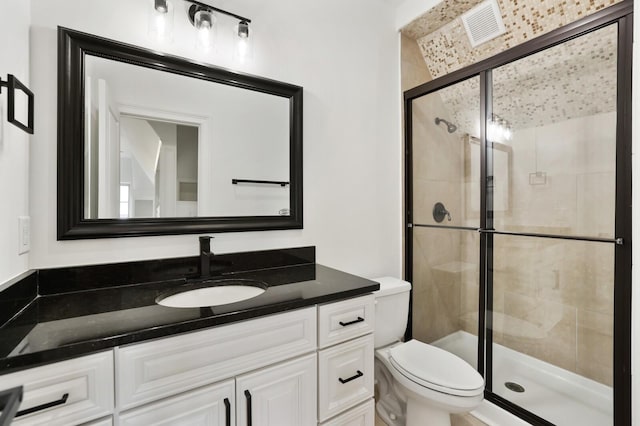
[18, 216, 30, 255]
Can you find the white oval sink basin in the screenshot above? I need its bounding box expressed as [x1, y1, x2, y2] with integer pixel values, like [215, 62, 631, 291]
[158, 283, 266, 308]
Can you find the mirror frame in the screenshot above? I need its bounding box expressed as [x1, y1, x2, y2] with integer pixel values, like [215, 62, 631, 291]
[57, 27, 303, 240]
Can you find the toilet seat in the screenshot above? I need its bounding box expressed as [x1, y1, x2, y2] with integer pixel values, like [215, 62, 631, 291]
[389, 340, 484, 397]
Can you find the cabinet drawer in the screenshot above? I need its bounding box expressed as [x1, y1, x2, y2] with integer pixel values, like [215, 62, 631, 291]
[119, 379, 234, 426]
[80, 417, 113, 426]
[318, 335, 374, 422]
[320, 399, 374, 426]
[117, 307, 316, 410]
[318, 295, 374, 348]
[1, 351, 114, 426]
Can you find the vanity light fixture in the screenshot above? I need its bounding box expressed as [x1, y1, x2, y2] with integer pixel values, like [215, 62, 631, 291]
[191, 6, 216, 49]
[155, 0, 168, 13]
[487, 113, 512, 142]
[148, 0, 174, 42]
[238, 20, 249, 38]
[185, 0, 252, 55]
[234, 20, 253, 61]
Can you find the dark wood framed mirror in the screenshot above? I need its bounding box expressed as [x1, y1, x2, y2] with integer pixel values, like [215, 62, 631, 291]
[57, 27, 303, 240]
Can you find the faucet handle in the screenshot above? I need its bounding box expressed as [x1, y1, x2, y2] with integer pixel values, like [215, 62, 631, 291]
[199, 235, 213, 253]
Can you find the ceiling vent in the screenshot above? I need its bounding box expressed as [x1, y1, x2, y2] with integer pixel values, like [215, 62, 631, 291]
[461, 0, 506, 48]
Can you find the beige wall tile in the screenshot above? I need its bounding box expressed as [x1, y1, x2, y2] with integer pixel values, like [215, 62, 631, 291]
[500, 292, 577, 372]
[401, 34, 432, 92]
[413, 227, 473, 343]
[577, 310, 613, 386]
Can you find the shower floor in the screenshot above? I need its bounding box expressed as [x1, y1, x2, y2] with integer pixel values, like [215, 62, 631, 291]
[432, 331, 613, 426]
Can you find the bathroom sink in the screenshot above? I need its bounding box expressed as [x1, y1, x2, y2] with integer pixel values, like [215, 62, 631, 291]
[157, 279, 267, 308]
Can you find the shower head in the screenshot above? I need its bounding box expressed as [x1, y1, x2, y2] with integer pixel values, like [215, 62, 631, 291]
[435, 117, 457, 133]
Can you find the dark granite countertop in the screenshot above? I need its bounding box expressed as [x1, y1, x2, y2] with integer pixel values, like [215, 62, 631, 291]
[0, 254, 379, 375]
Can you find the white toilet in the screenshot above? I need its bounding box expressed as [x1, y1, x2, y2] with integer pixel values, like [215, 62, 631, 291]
[373, 277, 484, 426]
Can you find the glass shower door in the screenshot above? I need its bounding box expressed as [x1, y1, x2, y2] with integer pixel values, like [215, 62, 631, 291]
[487, 23, 618, 426]
[409, 76, 482, 370]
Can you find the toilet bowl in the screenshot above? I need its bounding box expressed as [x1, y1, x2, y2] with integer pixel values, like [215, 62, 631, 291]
[373, 277, 484, 426]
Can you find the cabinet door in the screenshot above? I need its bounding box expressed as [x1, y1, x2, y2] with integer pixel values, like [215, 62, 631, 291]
[236, 353, 317, 426]
[119, 379, 234, 426]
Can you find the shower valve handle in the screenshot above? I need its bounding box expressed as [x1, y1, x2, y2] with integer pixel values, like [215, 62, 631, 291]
[433, 202, 452, 223]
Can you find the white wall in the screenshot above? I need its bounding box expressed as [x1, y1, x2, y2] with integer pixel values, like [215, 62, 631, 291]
[28, 0, 402, 279]
[394, 0, 441, 30]
[0, 0, 30, 284]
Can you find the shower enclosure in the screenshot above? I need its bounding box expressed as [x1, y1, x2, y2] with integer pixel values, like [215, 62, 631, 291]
[404, 2, 632, 425]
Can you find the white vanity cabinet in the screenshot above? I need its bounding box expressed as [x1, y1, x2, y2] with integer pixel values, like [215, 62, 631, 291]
[1, 294, 376, 426]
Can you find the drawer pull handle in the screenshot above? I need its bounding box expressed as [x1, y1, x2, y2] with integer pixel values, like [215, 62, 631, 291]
[339, 316, 364, 327]
[339, 370, 363, 384]
[224, 397, 231, 426]
[245, 390, 252, 426]
[16, 393, 69, 418]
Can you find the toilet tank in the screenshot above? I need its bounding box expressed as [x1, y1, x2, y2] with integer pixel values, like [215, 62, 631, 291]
[373, 277, 412, 348]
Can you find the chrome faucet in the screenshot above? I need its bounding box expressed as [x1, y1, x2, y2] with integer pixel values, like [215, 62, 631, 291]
[199, 236, 212, 278]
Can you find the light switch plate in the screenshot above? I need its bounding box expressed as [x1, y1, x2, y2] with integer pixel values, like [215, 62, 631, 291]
[18, 216, 30, 254]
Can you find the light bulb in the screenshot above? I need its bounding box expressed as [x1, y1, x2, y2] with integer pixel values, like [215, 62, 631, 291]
[198, 26, 211, 49]
[194, 9, 216, 50]
[238, 21, 249, 38]
[234, 21, 254, 62]
[487, 120, 497, 141]
[237, 38, 248, 57]
[148, 0, 173, 42]
[504, 127, 513, 141]
[154, 0, 168, 13]
[498, 123, 507, 140]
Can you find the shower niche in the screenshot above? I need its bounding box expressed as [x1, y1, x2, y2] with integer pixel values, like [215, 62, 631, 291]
[404, 4, 632, 426]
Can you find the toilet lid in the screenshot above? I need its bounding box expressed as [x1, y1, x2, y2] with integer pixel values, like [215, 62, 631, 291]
[389, 340, 484, 395]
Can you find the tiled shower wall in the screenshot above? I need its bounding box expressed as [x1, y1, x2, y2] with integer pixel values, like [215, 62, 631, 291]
[411, 110, 616, 387]
[488, 112, 616, 386]
[403, 35, 469, 344]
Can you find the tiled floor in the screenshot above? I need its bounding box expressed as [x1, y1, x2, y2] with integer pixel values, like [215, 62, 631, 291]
[375, 412, 487, 426]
